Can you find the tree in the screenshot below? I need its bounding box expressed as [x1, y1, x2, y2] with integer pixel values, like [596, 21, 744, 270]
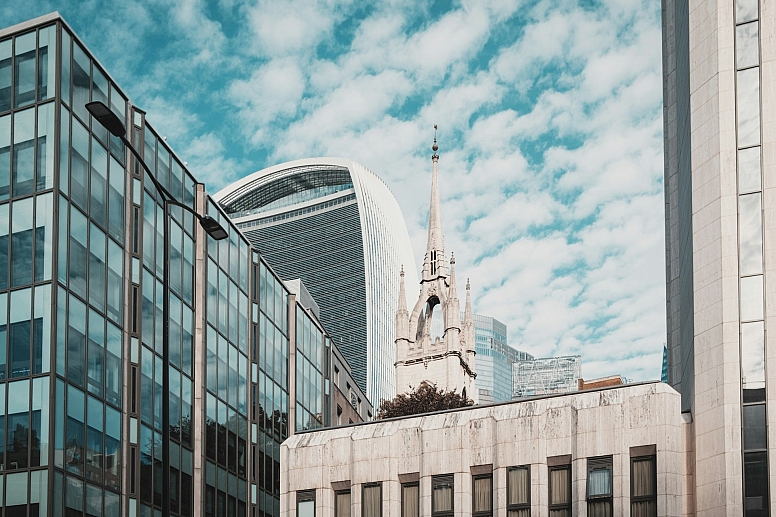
[377, 381, 473, 419]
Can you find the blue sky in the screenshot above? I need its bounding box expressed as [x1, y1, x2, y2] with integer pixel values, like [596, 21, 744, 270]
[2, 0, 665, 381]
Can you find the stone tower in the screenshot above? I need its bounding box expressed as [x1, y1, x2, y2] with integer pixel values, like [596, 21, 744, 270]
[395, 131, 477, 402]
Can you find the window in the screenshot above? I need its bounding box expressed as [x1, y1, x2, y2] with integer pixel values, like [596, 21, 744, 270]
[401, 482, 418, 517]
[472, 474, 492, 516]
[337, 405, 342, 426]
[362, 483, 381, 517]
[335, 489, 350, 517]
[507, 466, 530, 516]
[297, 489, 315, 517]
[548, 464, 571, 517]
[631, 455, 656, 517]
[586, 456, 612, 517]
[432, 474, 454, 516]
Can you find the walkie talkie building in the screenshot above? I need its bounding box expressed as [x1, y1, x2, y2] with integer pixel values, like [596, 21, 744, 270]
[215, 158, 418, 406]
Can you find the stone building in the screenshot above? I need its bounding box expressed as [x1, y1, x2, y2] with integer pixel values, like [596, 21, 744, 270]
[281, 382, 682, 516]
[394, 135, 477, 402]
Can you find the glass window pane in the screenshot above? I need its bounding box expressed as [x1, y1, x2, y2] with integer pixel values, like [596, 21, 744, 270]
[59, 105, 70, 196]
[743, 403, 767, 450]
[90, 137, 108, 229]
[35, 192, 53, 282]
[741, 275, 764, 321]
[70, 119, 89, 210]
[108, 155, 124, 243]
[89, 223, 106, 312]
[91, 68, 109, 146]
[37, 101, 55, 190]
[739, 193, 762, 276]
[5, 471, 28, 506]
[737, 0, 758, 24]
[744, 451, 768, 513]
[742, 322, 765, 402]
[298, 500, 314, 517]
[72, 43, 90, 123]
[737, 68, 761, 148]
[739, 146, 761, 193]
[60, 30, 71, 106]
[587, 469, 611, 496]
[68, 295, 86, 387]
[473, 477, 491, 512]
[13, 31, 36, 109]
[7, 378, 29, 469]
[38, 25, 56, 102]
[12, 107, 35, 197]
[550, 467, 569, 505]
[0, 113, 9, 201]
[0, 202, 7, 292]
[10, 196, 33, 287]
[0, 39, 10, 112]
[737, 22, 759, 69]
[69, 205, 88, 298]
[508, 467, 529, 505]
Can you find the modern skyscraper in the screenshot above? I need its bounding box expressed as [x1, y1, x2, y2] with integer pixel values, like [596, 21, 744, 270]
[0, 13, 366, 517]
[430, 312, 532, 403]
[512, 355, 581, 399]
[663, 0, 772, 512]
[394, 136, 477, 401]
[215, 158, 418, 406]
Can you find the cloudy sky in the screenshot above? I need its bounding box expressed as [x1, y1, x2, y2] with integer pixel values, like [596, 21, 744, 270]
[2, 0, 666, 381]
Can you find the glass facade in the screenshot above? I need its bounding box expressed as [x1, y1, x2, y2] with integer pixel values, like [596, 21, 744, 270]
[734, 0, 769, 513]
[216, 158, 419, 407]
[512, 355, 581, 399]
[0, 13, 360, 517]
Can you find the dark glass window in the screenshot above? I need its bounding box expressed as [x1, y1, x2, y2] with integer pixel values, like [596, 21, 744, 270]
[432, 474, 454, 517]
[472, 474, 492, 517]
[507, 466, 530, 516]
[297, 490, 315, 517]
[66, 384, 85, 475]
[0, 114, 9, 201]
[12, 108, 34, 198]
[6, 379, 29, 469]
[8, 288, 31, 378]
[67, 295, 87, 386]
[549, 464, 571, 517]
[587, 456, 613, 517]
[362, 484, 381, 517]
[0, 39, 10, 112]
[631, 455, 656, 517]
[743, 403, 767, 450]
[13, 32, 35, 109]
[744, 451, 768, 517]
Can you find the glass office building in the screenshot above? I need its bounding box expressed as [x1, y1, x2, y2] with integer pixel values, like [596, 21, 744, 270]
[0, 13, 362, 517]
[430, 313, 532, 403]
[512, 355, 581, 399]
[215, 158, 418, 406]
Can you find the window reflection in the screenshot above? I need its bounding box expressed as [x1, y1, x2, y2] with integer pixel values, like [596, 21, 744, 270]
[38, 26, 56, 102]
[737, 68, 761, 148]
[0, 40, 10, 112]
[737, 22, 759, 70]
[740, 275, 764, 321]
[12, 108, 34, 197]
[13, 32, 35, 109]
[739, 193, 762, 276]
[742, 321, 765, 402]
[737, 0, 758, 24]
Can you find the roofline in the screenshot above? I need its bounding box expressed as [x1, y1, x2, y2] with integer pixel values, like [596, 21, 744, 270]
[212, 157, 356, 203]
[292, 380, 667, 434]
[0, 12, 61, 39]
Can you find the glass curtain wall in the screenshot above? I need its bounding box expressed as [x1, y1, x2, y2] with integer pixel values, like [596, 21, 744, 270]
[734, 0, 770, 514]
[295, 307, 323, 431]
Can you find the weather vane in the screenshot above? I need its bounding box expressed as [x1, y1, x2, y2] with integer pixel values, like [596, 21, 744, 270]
[432, 124, 439, 156]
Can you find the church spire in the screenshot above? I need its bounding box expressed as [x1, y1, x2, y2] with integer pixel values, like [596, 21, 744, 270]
[423, 125, 447, 282]
[445, 254, 461, 333]
[395, 266, 409, 343]
[464, 278, 473, 326]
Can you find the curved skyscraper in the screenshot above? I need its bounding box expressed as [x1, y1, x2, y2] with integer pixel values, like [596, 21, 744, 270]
[214, 158, 418, 405]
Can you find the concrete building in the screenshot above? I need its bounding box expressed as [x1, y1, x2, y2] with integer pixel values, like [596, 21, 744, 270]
[512, 355, 581, 399]
[282, 382, 681, 516]
[662, 0, 775, 512]
[215, 157, 418, 407]
[394, 136, 477, 402]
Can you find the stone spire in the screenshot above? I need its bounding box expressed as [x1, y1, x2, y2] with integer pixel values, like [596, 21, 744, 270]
[464, 278, 473, 327]
[423, 125, 447, 282]
[396, 266, 409, 342]
[445, 254, 460, 334]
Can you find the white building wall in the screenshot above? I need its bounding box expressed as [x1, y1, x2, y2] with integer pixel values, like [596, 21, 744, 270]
[281, 382, 683, 516]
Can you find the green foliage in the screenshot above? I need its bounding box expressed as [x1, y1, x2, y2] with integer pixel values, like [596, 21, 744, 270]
[377, 381, 473, 419]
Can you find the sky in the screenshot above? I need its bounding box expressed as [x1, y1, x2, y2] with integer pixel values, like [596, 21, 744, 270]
[1, 0, 666, 382]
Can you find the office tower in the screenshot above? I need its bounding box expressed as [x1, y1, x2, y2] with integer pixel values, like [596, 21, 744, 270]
[0, 13, 365, 517]
[215, 158, 418, 406]
[512, 355, 581, 399]
[663, 0, 772, 512]
[430, 312, 532, 404]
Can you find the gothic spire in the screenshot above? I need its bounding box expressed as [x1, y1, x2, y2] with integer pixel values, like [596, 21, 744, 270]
[464, 278, 473, 326]
[423, 125, 447, 281]
[445, 254, 461, 333]
[396, 266, 409, 342]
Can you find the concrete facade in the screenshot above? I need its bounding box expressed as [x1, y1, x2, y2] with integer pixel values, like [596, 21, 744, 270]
[280, 382, 683, 516]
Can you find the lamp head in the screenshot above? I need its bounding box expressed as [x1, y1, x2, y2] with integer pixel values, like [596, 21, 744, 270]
[86, 101, 126, 137]
[199, 215, 228, 240]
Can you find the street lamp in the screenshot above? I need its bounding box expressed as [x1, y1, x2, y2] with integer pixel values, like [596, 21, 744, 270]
[87, 101, 228, 517]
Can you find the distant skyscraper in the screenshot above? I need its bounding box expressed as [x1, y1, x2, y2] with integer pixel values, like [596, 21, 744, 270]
[661, 345, 668, 383]
[431, 313, 532, 403]
[512, 356, 581, 399]
[215, 158, 418, 406]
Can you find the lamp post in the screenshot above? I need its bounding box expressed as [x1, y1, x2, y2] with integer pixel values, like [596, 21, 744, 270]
[87, 101, 228, 517]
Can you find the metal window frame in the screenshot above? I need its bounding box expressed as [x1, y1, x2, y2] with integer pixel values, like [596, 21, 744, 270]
[431, 473, 454, 517]
[334, 488, 351, 517]
[361, 482, 382, 517]
[400, 481, 419, 517]
[586, 456, 613, 515]
[506, 465, 531, 514]
[630, 454, 657, 514]
[471, 473, 493, 517]
[297, 489, 316, 517]
[548, 464, 571, 514]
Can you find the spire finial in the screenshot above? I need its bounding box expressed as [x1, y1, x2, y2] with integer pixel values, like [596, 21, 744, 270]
[466, 278, 470, 290]
[450, 252, 455, 264]
[400, 265, 405, 277]
[432, 124, 439, 158]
